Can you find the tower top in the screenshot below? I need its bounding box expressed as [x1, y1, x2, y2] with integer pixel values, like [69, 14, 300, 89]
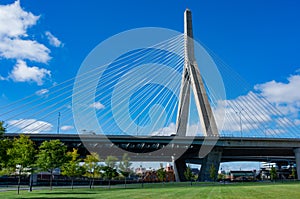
[184, 8, 193, 39]
[184, 8, 194, 61]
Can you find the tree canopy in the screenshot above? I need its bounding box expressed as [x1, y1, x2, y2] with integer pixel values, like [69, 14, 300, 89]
[61, 148, 84, 189]
[209, 164, 217, 182]
[7, 135, 36, 194]
[105, 155, 118, 169]
[184, 166, 194, 183]
[270, 166, 277, 181]
[35, 139, 67, 190]
[0, 121, 6, 137]
[0, 138, 12, 172]
[157, 167, 167, 182]
[119, 153, 132, 178]
[83, 152, 101, 189]
[7, 135, 36, 169]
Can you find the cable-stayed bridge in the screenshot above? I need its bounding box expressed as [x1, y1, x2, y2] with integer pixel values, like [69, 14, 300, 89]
[1, 9, 300, 181]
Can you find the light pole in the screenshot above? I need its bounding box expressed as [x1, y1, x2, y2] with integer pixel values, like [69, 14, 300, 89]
[236, 109, 244, 140]
[57, 112, 61, 134]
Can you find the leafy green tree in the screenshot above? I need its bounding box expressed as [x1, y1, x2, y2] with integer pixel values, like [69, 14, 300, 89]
[102, 165, 118, 189]
[36, 140, 67, 190]
[218, 173, 225, 181]
[157, 167, 167, 183]
[61, 148, 84, 190]
[270, 166, 277, 181]
[103, 155, 119, 188]
[105, 155, 118, 169]
[0, 138, 12, 173]
[209, 164, 217, 182]
[83, 152, 101, 189]
[7, 135, 36, 195]
[0, 121, 6, 137]
[0, 121, 11, 175]
[184, 166, 194, 186]
[291, 167, 297, 180]
[118, 153, 132, 188]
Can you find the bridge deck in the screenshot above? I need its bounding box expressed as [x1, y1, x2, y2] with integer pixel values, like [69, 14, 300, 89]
[4, 133, 300, 162]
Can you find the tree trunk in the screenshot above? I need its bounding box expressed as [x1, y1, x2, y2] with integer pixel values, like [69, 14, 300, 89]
[17, 170, 21, 195]
[109, 179, 111, 189]
[92, 178, 95, 189]
[29, 173, 33, 192]
[89, 178, 92, 189]
[124, 177, 126, 188]
[91, 173, 95, 189]
[50, 170, 53, 190]
[71, 177, 74, 190]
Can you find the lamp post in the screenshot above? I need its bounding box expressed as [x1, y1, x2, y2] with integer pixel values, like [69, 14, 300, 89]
[57, 112, 60, 134]
[236, 109, 244, 141]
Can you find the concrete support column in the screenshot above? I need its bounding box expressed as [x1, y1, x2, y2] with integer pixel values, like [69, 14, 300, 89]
[198, 148, 222, 181]
[294, 148, 300, 180]
[172, 156, 187, 182]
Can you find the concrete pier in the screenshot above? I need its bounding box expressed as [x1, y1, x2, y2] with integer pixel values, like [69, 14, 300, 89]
[294, 148, 300, 180]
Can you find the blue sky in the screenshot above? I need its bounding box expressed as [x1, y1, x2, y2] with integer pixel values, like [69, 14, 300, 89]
[0, 0, 300, 137]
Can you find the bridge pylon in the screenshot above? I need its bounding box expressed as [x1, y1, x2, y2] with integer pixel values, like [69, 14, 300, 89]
[174, 9, 221, 182]
[176, 9, 219, 138]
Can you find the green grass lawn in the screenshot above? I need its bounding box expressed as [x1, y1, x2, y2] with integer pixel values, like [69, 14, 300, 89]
[1, 182, 300, 199]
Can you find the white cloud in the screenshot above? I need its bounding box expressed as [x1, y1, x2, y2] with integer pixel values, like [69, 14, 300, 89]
[45, 31, 62, 47]
[150, 71, 300, 138]
[213, 92, 272, 134]
[35, 88, 49, 96]
[254, 74, 300, 116]
[254, 75, 300, 104]
[0, 1, 51, 63]
[9, 60, 51, 85]
[8, 118, 53, 133]
[212, 71, 300, 137]
[151, 122, 176, 136]
[61, 125, 74, 131]
[89, 102, 105, 110]
[151, 122, 200, 136]
[0, 37, 50, 63]
[0, 0, 39, 38]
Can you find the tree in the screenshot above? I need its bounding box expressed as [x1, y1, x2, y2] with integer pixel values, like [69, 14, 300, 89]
[7, 135, 36, 195]
[0, 121, 6, 137]
[184, 166, 194, 186]
[0, 138, 12, 173]
[209, 164, 217, 182]
[118, 153, 132, 188]
[218, 173, 225, 181]
[105, 155, 118, 169]
[0, 121, 11, 175]
[83, 152, 101, 189]
[103, 156, 119, 189]
[291, 167, 297, 180]
[270, 166, 277, 181]
[61, 148, 84, 190]
[102, 166, 118, 189]
[157, 168, 167, 183]
[36, 140, 67, 190]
